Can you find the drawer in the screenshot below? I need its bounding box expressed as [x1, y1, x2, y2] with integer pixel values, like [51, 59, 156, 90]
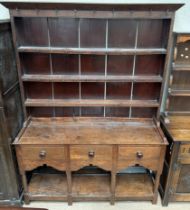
[118, 146, 161, 161]
[20, 146, 65, 161]
[70, 145, 112, 171]
[118, 146, 161, 171]
[70, 145, 112, 161]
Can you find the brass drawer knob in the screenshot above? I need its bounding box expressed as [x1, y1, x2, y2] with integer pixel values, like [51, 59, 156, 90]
[39, 150, 46, 159]
[136, 151, 143, 159]
[88, 150, 95, 158]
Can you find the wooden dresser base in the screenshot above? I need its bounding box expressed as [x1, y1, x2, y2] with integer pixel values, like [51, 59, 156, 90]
[14, 117, 167, 205]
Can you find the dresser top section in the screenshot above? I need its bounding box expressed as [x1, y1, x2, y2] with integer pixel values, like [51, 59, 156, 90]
[0, 1, 183, 11]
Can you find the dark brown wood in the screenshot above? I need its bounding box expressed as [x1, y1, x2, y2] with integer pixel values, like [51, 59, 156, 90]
[1, 2, 183, 11]
[108, 19, 136, 48]
[52, 54, 78, 75]
[2, 1, 181, 205]
[160, 33, 190, 206]
[49, 18, 78, 47]
[157, 14, 174, 119]
[17, 46, 167, 55]
[0, 20, 24, 205]
[10, 16, 27, 118]
[135, 55, 165, 76]
[10, 9, 175, 19]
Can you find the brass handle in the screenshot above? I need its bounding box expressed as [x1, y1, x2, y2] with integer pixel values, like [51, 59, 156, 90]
[88, 150, 95, 158]
[136, 151, 143, 159]
[39, 150, 46, 159]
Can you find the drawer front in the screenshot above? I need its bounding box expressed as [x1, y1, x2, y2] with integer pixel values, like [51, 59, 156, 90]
[118, 146, 161, 161]
[70, 145, 112, 171]
[118, 146, 161, 171]
[70, 145, 112, 161]
[20, 146, 65, 161]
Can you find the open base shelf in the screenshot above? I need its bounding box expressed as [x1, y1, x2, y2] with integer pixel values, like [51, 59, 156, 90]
[27, 173, 68, 201]
[116, 173, 154, 200]
[72, 174, 111, 200]
[26, 171, 154, 202]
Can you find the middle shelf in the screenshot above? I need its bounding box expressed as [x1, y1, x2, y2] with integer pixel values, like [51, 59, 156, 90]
[22, 74, 163, 83]
[18, 46, 167, 55]
[25, 99, 159, 108]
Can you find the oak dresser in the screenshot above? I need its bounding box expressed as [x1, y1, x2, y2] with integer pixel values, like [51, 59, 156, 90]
[1, 1, 182, 205]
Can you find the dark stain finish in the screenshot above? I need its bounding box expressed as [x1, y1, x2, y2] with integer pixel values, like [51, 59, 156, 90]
[0, 21, 23, 205]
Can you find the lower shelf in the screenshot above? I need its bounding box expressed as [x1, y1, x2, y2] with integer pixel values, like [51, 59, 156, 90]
[28, 173, 68, 201]
[26, 172, 154, 202]
[116, 173, 154, 200]
[72, 174, 111, 200]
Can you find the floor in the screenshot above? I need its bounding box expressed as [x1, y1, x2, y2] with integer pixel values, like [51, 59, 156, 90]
[24, 196, 190, 210]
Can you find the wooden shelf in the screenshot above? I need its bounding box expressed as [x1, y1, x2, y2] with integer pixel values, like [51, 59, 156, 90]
[22, 74, 163, 83]
[163, 115, 190, 129]
[163, 115, 190, 142]
[18, 46, 167, 55]
[115, 173, 154, 200]
[173, 63, 190, 71]
[25, 99, 159, 108]
[166, 111, 190, 115]
[169, 89, 190, 96]
[170, 129, 190, 142]
[27, 171, 154, 201]
[28, 173, 67, 201]
[72, 174, 110, 199]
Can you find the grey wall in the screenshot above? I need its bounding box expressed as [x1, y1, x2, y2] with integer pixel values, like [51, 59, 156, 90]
[173, 0, 190, 32]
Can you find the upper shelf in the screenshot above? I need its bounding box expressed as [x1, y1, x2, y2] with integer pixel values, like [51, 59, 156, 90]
[18, 46, 167, 55]
[172, 63, 190, 71]
[22, 75, 163, 83]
